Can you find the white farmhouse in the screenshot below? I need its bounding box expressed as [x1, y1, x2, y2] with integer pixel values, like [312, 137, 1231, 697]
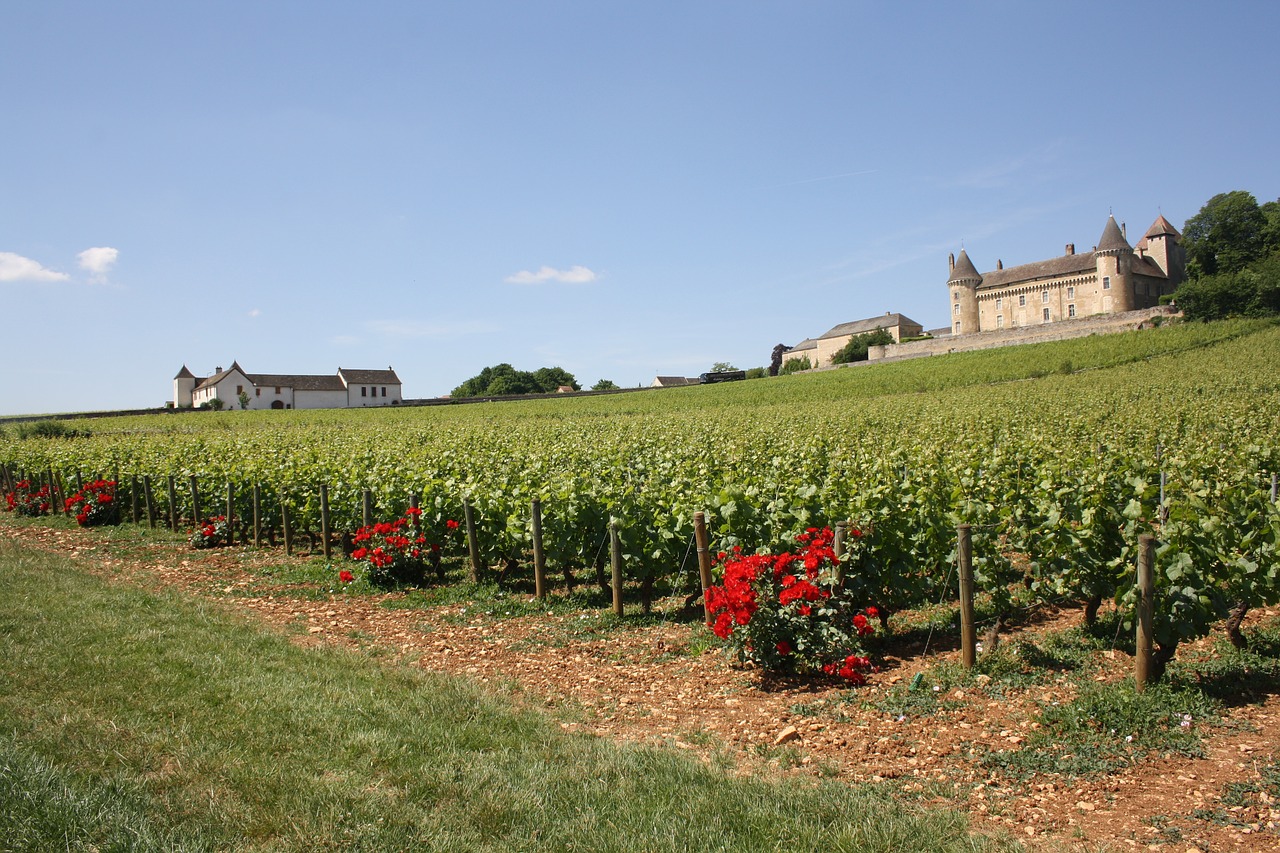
[173, 362, 403, 410]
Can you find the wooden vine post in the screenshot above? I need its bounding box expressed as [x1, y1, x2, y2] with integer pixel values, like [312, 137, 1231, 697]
[142, 475, 157, 528]
[166, 476, 179, 532]
[319, 484, 332, 560]
[833, 520, 849, 588]
[693, 512, 714, 621]
[252, 484, 262, 547]
[1135, 534, 1156, 692]
[531, 498, 547, 600]
[130, 475, 140, 524]
[281, 494, 293, 556]
[463, 500, 482, 584]
[225, 482, 235, 547]
[956, 524, 977, 669]
[609, 520, 624, 617]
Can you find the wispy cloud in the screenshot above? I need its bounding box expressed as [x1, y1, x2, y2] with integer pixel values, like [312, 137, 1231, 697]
[247, 308, 261, 318]
[505, 265, 598, 285]
[364, 318, 499, 339]
[945, 141, 1066, 190]
[77, 247, 119, 282]
[0, 252, 70, 283]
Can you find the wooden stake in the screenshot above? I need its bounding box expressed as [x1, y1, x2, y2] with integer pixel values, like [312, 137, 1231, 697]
[694, 512, 714, 621]
[610, 520, 624, 617]
[167, 476, 179, 531]
[463, 500, 481, 584]
[130, 475, 140, 524]
[957, 524, 976, 669]
[281, 495, 293, 556]
[252, 484, 262, 548]
[143, 475, 157, 528]
[189, 475, 201, 526]
[1135, 534, 1155, 691]
[225, 482, 235, 546]
[532, 498, 547, 600]
[319, 484, 332, 560]
[834, 520, 849, 588]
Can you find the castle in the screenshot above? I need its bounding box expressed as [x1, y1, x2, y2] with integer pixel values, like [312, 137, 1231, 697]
[947, 214, 1185, 335]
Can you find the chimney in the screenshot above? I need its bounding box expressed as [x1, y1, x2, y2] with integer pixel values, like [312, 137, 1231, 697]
[949, 252, 955, 272]
[215, 366, 223, 373]
[1065, 243, 1075, 255]
[885, 311, 891, 316]
[1122, 222, 1127, 239]
[996, 259, 1003, 270]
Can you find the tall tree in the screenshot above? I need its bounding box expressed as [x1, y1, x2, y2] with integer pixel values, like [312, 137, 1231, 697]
[1183, 191, 1268, 277]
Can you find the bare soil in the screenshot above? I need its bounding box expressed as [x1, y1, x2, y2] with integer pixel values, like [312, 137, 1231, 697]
[8, 519, 1280, 852]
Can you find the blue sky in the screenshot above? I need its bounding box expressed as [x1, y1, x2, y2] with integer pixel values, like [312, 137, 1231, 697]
[4, 1, 1278, 415]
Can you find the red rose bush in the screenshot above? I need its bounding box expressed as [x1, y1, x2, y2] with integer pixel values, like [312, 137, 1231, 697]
[347, 509, 459, 588]
[64, 479, 119, 527]
[705, 527, 879, 684]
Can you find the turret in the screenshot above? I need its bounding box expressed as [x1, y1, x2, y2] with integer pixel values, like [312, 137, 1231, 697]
[1094, 216, 1134, 313]
[1139, 214, 1185, 288]
[947, 249, 982, 335]
[173, 365, 197, 408]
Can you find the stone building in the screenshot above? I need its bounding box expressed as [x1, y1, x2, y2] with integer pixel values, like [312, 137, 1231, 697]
[173, 362, 402, 410]
[947, 214, 1184, 335]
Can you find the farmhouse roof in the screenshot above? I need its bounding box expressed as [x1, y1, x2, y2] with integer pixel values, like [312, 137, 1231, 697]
[651, 376, 698, 388]
[338, 368, 402, 385]
[248, 373, 346, 392]
[787, 338, 818, 352]
[818, 314, 919, 340]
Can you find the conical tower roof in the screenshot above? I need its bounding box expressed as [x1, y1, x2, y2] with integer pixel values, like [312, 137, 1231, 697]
[948, 249, 982, 284]
[1143, 214, 1180, 239]
[174, 365, 196, 380]
[1096, 216, 1132, 254]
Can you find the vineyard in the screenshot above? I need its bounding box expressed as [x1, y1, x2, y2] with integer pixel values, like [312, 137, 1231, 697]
[3, 318, 1280, 676]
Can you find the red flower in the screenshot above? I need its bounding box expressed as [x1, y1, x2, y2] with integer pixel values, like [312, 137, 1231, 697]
[446, 519, 460, 530]
[776, 641, 792, 655]
[339, 570, 355, 583]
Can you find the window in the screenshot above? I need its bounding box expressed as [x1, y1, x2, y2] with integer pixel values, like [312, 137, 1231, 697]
[953, 303, 960, 316]
[236, 385, 244, 394]
[1018, 294, 1026, 307]
[275, 386, 281, 394]
[255, 388, 261, 397]
[381, 387, 387, 397]
[1103, 275, 1111, 290]
[995, 297, 1002, 310]
[1042, 307, 1050, 322]
[1068, 303, 1077, 318]
[954, 322, 961, 334]
[1042, 290, 1049, 304]
[361, 387, 367, 397]
[1067, 286, 1075, 299]
[996, 314, 1004, 328]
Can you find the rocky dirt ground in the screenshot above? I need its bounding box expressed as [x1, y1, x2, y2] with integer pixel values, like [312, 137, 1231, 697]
[7, 517, 1280, 852]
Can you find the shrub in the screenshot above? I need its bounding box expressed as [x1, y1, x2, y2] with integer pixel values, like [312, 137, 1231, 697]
[348, 510, 459, 588]
[190, 516, 232, 548]
[780, 356, 811, 375]
[831, 328, 894, 365]
[705, 527, 878, 683]
[64, 479, 120, 527]
[4, 480, 54, 517]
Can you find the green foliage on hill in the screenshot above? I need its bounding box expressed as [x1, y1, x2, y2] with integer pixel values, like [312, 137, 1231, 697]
[1176, 190, 1280, 321]
[451, 364, 579, 397]
[830, 328, 894, 364]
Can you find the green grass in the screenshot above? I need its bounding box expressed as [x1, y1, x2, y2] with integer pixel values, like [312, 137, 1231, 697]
[0, 537, 1015, 852]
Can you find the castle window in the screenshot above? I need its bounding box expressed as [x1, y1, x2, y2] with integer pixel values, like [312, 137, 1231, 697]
[995, 297, 1002, 310]
[954, 322, 961, 334]
[1042, 307, 1050, 322]
[996, 314, 1004, 328]
[1042, 290, 1049, 304]
[1068, 303, 1077, 318]
[1067, 286, 1075, 299]
[1103, 275, 1111, 290]
[1018, 294, 1026, 307]
[953, 303, 960, 316]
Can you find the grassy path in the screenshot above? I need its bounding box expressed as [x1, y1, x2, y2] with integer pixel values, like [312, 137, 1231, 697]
[0, 536, 1013, 852]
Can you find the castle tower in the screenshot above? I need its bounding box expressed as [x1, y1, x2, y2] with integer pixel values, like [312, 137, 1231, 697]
[1138, 214, 1185, 291]
[947, 249, 982, 335]
[1094, 216, 1135, 313]
[173, 365, 197, 408]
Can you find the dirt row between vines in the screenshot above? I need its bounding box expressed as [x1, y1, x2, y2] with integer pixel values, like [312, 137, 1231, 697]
[7, 518, 1280, 851]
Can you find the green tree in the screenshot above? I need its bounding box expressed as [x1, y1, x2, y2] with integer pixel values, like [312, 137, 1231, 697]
[780, 356, 811, 375]
[238, 390, 251, 410]
[1183, 191, 1270, 277]
[831, 328, 893, 365]
[451, 363, 579, 397]
[591, 379, 620, 391]
[709, 361, 738, 373]
[532, 366, 580, 392]
[745, 367, 767, 379]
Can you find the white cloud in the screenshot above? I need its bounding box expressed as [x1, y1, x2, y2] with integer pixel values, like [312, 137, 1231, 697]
[77, 247, 119, 282]
[504, 265, 598, 285]
[0, 252, 70, 283]
[247, 308, 261, 318]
